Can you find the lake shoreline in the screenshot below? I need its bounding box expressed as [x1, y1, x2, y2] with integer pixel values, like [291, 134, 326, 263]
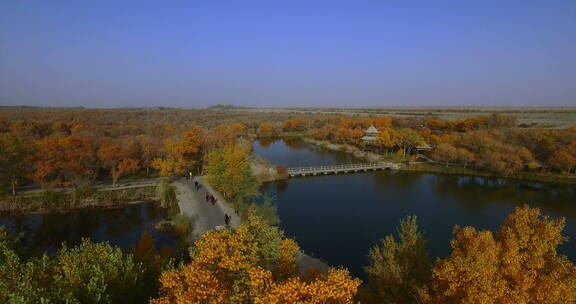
[301, 137, 576, 185]
[1, 199, 157, 216]
[252, 138, 576, 277]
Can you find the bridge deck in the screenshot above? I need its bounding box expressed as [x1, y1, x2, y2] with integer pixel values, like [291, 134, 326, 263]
[287, 162, 401, 177]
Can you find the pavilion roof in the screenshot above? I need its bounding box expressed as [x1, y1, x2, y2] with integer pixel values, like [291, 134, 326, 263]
[365, 126, 379, 134]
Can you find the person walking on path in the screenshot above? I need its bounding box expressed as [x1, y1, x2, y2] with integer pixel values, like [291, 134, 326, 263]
[224, 213, 230, 226]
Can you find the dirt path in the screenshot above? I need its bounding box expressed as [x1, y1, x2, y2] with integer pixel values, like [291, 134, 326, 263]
[16, 178, 162, 195]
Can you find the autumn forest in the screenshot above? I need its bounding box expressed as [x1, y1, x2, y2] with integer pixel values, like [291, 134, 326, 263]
[0, 107, 574, 303]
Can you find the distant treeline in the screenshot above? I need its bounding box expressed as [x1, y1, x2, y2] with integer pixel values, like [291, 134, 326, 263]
[0, 109, 574, 197]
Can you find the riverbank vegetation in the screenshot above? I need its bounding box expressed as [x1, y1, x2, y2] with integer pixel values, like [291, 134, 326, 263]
[305, 114, 575, 177]
[270, 113, 575, 183]
[0, 185, 157, 214]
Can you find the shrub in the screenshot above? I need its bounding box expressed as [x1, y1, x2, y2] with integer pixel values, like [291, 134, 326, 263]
[159, 180, 177, 211]
[41, 189, 67, 207]
[276, 165, 289, 179]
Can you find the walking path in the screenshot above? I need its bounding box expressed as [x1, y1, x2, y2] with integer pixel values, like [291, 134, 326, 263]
[172, 177, 239, 237]
[16, 178, 161, 195]
[172, 176, 328, 274]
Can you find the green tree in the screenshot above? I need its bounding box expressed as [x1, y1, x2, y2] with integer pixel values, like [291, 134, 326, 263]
[393, 129, 425, 156]
[0, 232, 148, 304]
[253, 194, 281, 226]
[0, 133, 33, 195]
[53, 239, 146, 304]
[205, 145, 260, 216]
[132, 232, 174, 300]
[0, 227, 54, 303]
[365, 216, 430, 304]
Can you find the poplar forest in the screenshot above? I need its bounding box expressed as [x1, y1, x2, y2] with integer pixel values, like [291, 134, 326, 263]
[0, 107, 575, 303]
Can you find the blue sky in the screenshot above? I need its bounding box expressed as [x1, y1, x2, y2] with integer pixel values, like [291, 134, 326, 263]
[1, 0, 575, 107]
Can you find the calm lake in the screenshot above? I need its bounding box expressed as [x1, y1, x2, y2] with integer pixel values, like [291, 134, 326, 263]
[254, 138, 576, 278]
[0, 202, 178, 254]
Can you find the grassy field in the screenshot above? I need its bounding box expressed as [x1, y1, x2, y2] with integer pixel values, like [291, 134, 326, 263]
[235, 106, 576, 129]
[2, 106, 574, 129]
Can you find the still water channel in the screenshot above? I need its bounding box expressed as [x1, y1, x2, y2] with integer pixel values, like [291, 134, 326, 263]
[0, 202, 177, 254]
[254, 138, 576, 278]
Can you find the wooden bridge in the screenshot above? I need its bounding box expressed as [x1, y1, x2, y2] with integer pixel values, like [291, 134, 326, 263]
[287, 162, 401, 178]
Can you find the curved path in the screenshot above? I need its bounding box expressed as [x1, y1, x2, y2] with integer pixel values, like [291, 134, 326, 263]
[173, 177, 239, 237]
[173, 177, 328, 274]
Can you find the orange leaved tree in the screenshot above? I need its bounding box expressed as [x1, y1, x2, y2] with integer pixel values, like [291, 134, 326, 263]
[111, 158, 140, 186]
[97, 140, 140, 186]
[31, 136, 98, 188]
[152, 126, 204, 177]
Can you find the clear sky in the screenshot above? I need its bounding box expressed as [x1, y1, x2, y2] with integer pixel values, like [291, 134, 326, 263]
[1, 1, 575, 108]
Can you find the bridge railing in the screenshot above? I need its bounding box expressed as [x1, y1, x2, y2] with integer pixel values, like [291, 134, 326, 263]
[287, 162, 399, 174]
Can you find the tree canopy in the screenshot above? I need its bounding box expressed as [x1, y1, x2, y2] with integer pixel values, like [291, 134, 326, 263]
[421, 206, 576, 304]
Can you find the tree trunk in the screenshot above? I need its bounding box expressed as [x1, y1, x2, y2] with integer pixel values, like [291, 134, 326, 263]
[90, 168, 100, 184]
[11, 176, 16, 195]
[72, 185, 77, 205]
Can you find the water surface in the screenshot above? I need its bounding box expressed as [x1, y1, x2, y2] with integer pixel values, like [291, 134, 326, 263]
[0, 202, 177, 254]
[254, 139, 576, 278]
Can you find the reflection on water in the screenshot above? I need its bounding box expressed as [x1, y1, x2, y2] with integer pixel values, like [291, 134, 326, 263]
[254, 139, 576, 278]
[0, 202, 177, 254]
[253, 138, 359, 168]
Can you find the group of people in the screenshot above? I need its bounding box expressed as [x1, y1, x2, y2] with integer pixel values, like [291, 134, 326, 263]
[189, 175, 231, 227]
[205, 192, 217, 205]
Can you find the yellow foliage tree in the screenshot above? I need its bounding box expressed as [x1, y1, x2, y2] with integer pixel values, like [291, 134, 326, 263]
[421, 206, 576, 304]
[282, 116, 307, 132]
[376, 129, 395, 153]
[258, 122, 275, 137]
[249, 267, 360, 304]
[275, 239, 300, 281]
[208, 123, 247, 148]
[205, 144, 259, 213]
[151, 213, 361, 304]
